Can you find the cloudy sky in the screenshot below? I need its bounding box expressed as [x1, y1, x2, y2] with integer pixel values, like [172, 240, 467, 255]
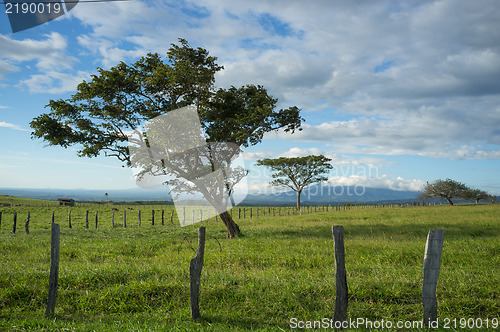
[0, 0, 499, 196]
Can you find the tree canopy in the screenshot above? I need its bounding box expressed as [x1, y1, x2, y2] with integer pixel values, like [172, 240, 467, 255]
[30, 39, 304, 237]
[463, 188, 491, 204]
[419, 178, 495, 205]
[418, 178, 469, 205]
[256, 155, 332, 210]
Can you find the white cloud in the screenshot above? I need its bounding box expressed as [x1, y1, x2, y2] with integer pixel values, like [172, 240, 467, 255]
[0, 32, 83, 93]
[19, 70, 91, 94]
[243, 151, 273, 161]
[0, 32, 75, 70]
[327, 175, 425, 192]
[0, 121, 29, 131]
[274, 106, 500, 160]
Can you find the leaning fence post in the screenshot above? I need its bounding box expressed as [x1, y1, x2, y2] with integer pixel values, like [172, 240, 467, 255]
[332, 225, 348, 323]
[25, 212, 30, 234]
[190, 227, 206, 321]
[46, 222, 60, 316]
[422, 229, 445, 327]
[68, 210, 72, 229]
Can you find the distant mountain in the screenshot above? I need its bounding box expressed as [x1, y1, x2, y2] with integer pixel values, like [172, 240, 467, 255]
[0, 187, 173, 203]
[3, 185, 493, 206]
[242, 184, 420, 206]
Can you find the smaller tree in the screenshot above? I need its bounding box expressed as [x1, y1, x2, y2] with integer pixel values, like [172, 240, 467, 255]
[464, 188, 490, 204]
[256, 155, 333, 210]
[418, 178, 469, 205]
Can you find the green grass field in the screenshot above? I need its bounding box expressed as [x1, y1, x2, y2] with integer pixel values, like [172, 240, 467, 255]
[0, 200, 498, 331]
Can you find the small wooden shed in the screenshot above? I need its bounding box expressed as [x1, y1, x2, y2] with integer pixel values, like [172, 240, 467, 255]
[58, 198, 75, 207]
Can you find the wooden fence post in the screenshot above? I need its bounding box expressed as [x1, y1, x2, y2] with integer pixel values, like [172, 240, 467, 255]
[95, 211, 98, 229]
[161, 209, 164, 226]
[152, 210, 155, 226]
[68, 210, 72, 229]
[138, 210, 141, 226]
[190, 227, 206, 321]
[12, 212, 17, 234]
[422, 229, 445, 327]
[112, 210, 115, 228]
[0, 211, 2, 228]
[46, 222, 60, 317]
[332, 225, 348, 323]
[123, 211, 127, 228]
[85, 211, 89, 229]
[25, 212, 30, 234]
[171, 210, 174, 225]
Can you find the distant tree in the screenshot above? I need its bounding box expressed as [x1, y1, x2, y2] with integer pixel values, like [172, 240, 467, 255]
[256, 155, 333, 211]
[488, 195, 497, 203]
[464, 188, 490, 204]
[30, 39, 303, 238]
[418, 178, 469, 205]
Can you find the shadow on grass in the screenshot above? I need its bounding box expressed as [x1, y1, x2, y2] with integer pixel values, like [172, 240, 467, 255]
[251, 222, 499, 241]
[196, 314, 286, 331]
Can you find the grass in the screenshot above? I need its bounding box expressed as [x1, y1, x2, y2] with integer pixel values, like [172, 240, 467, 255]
[0, 202, 498, 331]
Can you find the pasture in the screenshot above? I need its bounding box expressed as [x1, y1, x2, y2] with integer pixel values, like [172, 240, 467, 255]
[0, 199, 498, 331]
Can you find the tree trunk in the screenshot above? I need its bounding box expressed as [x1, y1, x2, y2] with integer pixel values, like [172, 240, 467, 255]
[446, 198, 454, 205]
[296, 189, 302, 211]
[219, 211, 241, 238]
[475, 199, 479, 204]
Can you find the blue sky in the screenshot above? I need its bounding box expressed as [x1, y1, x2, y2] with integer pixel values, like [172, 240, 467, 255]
[0, 0, 499, 196]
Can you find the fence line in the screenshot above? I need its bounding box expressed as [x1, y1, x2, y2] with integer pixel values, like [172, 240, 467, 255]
[0, 202, 445, 231]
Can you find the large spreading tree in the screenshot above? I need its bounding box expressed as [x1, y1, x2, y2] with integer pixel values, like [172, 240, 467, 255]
[418, 178, 469, 205]
[256, 155, 332, 210]
[30, 39, 303, 238]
